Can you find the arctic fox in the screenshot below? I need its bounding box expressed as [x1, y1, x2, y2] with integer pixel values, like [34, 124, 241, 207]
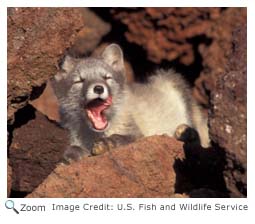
[52, 44, 210, 162]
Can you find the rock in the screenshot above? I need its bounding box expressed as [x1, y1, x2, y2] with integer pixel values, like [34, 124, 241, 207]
[110, 8, 222, 65]
[194, 8, 247, 106]
[30, 81, 60, 122]
[7, 161, 12, 197]
[68, 8, 111, 56]
[7, 8, 86, 124]
[189, 188, 227, 198]
[209, 25, 247, 197]
[9, 108, 68, 193]
[27, 135, 227, 198]
[28, 136, 185, 198]
[171, 193, 189, 198]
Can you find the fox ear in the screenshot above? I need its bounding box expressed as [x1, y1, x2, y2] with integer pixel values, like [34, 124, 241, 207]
[55, 55, 82, 81]
[60, 55, 78, 73]
[102, 44, 124, 72]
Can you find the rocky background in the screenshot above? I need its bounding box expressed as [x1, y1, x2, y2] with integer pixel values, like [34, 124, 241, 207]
[7, 7, 247, 198]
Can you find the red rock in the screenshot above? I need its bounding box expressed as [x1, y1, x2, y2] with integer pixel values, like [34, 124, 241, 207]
[69, 8, 111, 56]
[9, 110, 68, 193]
[209, 25, 247, 197]
[194, 8, 247, 106]
[30, 81, 60, 122]
[7, 8, 85, 124]
[28, 136, 185, 198]
[7, 161, 12, 197]
[110, 8, 221, 65]
[189, 188, 227, 198]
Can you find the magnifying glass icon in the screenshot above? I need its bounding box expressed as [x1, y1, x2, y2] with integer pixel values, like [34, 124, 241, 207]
[5, 200, 19, 214]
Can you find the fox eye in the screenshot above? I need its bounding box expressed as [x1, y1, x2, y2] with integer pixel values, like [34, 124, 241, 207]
[103, 74, 112, 80]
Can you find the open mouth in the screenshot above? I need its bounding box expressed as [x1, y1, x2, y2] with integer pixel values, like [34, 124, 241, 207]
[85, 96, 112, 131]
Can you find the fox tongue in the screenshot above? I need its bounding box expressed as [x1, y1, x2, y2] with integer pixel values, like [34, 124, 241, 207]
[86, 97, 112, 130]
[87, 105, 107, 130]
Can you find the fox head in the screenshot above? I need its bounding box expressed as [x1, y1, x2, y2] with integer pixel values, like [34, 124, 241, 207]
[52, 44, 127, 132]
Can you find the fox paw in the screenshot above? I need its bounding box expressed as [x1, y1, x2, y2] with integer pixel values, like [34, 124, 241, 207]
[174, 124, 199, 143]
[92, 139, 112, 156]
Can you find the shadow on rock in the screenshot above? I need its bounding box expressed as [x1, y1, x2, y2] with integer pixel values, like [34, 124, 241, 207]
[174, 142, 229, 198]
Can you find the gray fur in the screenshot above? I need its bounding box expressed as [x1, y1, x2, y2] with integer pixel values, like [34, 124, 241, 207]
[52, 44, 210, 157]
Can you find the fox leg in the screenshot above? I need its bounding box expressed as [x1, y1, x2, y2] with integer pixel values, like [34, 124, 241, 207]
[61, 145, 90, 164]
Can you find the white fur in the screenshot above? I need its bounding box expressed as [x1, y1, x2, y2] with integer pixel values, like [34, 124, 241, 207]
[129, 81, 190, 136]
[106, 70, 210, 148]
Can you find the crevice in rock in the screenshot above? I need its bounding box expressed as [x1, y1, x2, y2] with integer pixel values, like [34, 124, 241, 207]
[9, 189, 29, 198]
[7, 104, 36, 150]
[30, 83, 47, 101]
[174, 142, 229, 197]
[185, 34, 213, 84]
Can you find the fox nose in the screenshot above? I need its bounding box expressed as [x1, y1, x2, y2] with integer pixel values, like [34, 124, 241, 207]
[94, 85, 104, 94]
